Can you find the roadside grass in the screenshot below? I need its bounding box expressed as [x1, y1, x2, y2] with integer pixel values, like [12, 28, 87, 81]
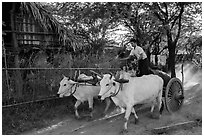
[2, 96, 105, 135]
[2, 97, 75, 135]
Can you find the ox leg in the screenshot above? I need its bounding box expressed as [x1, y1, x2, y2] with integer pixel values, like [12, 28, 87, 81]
[158, 96, 164, 116]
[122, 106, 132, 133]
[151, 93, 163, 119]
[159, 99, 164, 115]
[150, 105, 155, 113]
[88, 98, 94, 119]
[150, 102, 158, 119]
[103, 98, 111, 116]
[156, 90, 163, 118]
[131, 108, 139, 124]
[74, 100, 81, 119]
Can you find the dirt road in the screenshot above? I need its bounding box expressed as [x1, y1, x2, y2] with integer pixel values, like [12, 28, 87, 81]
[24, 82, 202, 135]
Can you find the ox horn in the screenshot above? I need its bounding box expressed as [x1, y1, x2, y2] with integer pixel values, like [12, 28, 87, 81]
[109, 72, 113, 79]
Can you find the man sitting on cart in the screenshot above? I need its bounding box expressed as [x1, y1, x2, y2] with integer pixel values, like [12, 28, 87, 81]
[117, 38, 150, 77]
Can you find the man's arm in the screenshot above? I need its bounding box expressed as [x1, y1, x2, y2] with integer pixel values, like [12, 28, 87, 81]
[137, 53, 143, 60]
[117, 55, 136, 61]
[118, 55, 131, 60]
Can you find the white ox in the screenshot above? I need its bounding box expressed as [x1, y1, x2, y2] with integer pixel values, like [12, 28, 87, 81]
[98, 73, 164, 132]
[57, 75, 111, 119]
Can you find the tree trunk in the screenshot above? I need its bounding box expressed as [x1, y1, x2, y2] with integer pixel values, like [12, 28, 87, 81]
[10, 3, 23, 99]
[168, 41, 176, 78]
[146, 46, 151, 63]
[155, 54, 158, 66]
[152, 2, 184, 78]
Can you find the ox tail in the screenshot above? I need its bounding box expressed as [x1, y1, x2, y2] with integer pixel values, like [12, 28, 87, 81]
[158, 77, 164, 115]
[159, 99, 164, 115]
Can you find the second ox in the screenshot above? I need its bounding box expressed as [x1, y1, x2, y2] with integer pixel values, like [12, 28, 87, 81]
[58, 74, 111, 119]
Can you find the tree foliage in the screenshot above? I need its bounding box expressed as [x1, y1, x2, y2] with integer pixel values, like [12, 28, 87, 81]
[12, 2, 203, 70]
[146, 2, 201, 77]
[46, 2, 121, 55]
[43, 2, 202, 74]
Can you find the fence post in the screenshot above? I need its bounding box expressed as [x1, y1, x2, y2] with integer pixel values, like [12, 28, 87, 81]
[10, 3, 23, 99]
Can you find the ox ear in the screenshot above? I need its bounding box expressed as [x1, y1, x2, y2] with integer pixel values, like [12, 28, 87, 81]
[62, 74, 66, 78]
[62, 74, 70, 80]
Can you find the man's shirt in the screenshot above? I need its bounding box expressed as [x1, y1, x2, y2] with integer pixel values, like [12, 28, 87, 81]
[130, 46, 147, 60]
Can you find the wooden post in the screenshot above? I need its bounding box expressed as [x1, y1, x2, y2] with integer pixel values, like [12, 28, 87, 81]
[181, 63, 184, 85]
[181, 52, 185, 85]
[10, 3, 23, 99]
[2, 39, 11, 99]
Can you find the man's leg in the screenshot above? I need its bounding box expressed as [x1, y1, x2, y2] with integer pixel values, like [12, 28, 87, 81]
[138, 60, 143, 76]
[139, 58, 150, 76]
[143, 58, 150, 75]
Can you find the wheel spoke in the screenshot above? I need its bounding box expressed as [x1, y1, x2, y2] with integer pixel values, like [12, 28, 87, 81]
[168, 86, 173, 98]
[169, 99, 175, 111]
[169, 93, 183, 112]
[170, 99, 178, 111]
[173, 99, 180, 111]
[171, 83, 176, 92]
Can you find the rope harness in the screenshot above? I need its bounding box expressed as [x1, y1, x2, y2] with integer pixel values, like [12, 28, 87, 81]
[68, 83, 78, 96]
[111, 83, 122, 97]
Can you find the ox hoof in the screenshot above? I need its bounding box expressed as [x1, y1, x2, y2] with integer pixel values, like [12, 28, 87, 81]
[134, 118, 139, 124]
[131, 118, 139, 124]
[75, 116, 82, 120]
[150, 113, 161, 119]
[119, 129, 128, 134]
[87, 116, 93, 121]
[101, 112, 106, 117]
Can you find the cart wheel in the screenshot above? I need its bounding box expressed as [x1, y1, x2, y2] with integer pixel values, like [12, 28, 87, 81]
[165, 77, 184, 113]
